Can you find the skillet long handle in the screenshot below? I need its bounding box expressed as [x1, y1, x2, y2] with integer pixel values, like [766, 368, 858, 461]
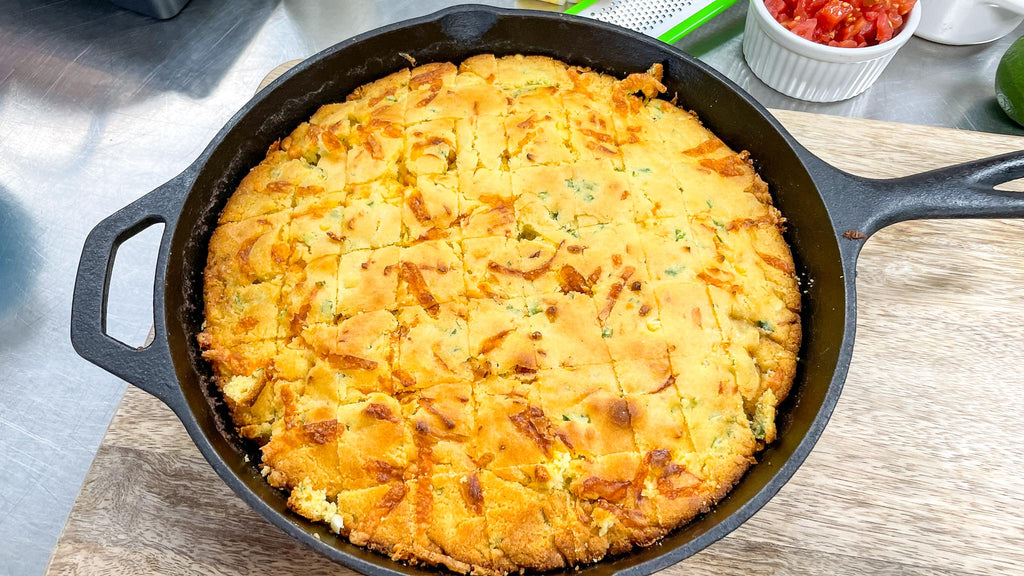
[71, 173, 187, 410]
[812, 150, 1024, 239]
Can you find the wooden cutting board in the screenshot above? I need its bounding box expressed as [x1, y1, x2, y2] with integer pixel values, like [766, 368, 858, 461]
[46, 63, 1024, 576]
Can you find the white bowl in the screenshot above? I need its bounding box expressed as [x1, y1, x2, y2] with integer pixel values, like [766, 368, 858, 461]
[915, 0, 1024, 45]
[742, 0, 922, 102]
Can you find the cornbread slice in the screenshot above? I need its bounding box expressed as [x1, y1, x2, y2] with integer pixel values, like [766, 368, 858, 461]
[200, 55, 801, 574]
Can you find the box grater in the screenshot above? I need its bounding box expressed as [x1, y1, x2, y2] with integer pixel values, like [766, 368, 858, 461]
[566, 0, 739, 44]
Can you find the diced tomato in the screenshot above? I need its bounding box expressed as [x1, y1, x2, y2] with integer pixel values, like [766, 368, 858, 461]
[766, 0, 787, 18]
[793, 0, 828, 19]
[818, 0, 854, 29]
[840, 16, 866, 40]
[860, 17, 876, 38]
[765, 0, 915, 46]
[874, 11, 893, 43]
[793, 0, 810, 19]
[809, 0, 830, 12]
[789, 17, 819, 40]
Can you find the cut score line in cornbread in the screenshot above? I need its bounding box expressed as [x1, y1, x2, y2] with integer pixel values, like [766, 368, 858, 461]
[198, 54, 800, 575]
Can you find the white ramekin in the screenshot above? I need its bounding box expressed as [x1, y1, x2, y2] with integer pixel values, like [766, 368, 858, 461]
[915, 0, 1024, 45]
[742, 0, 922, 102]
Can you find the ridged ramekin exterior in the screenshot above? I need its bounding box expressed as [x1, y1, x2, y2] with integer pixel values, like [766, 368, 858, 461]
[742, 0, 920, 103]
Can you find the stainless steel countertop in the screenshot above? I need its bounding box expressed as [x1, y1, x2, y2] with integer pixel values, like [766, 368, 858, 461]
[1, 1, 1021, 574]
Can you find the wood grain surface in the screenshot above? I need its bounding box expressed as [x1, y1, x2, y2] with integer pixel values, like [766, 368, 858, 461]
[46, 62, 1024, 576]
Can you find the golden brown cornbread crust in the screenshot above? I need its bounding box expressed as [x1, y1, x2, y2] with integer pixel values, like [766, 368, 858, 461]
[198, 54, 800, 574]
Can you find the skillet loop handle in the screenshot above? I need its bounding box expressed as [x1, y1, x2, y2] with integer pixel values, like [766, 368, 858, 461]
[71, 174, 187, 409]
[828, 150, 1024, 239]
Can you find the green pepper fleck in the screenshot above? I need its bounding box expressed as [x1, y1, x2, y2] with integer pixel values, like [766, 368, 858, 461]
[750, 419, 767, 441]
[564, 178, 596, 196]
[517, 224, 539, 241]
[320, 300, 335, 317]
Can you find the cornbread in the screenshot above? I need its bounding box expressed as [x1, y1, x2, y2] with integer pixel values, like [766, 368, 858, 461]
[198, 54, 800, 574]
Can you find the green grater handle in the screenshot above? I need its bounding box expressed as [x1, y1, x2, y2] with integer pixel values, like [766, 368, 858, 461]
[565, 0, 604, 14]
[566, 0, 740, 44]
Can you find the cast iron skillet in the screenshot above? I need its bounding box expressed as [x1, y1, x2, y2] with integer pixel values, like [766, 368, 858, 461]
[71, 5, 1024, 576]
